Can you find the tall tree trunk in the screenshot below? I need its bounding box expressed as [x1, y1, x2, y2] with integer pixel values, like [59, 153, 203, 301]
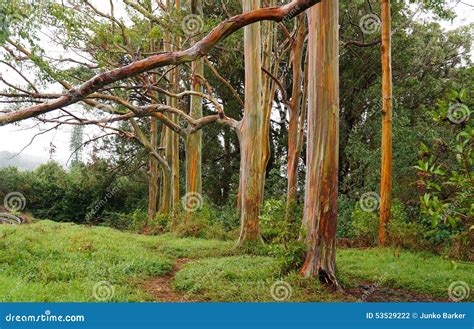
[300, 0, 339, 287]
[160, 122, 172, 214]
[287, 15, 307, 208]
[171, 0, 181, 212]
[160, 4, 174, 215]
[147, 109, 159, 224]
[237, 0, 265, 246]
[185, 0, 203, 204]
[379, 0, 393, 246]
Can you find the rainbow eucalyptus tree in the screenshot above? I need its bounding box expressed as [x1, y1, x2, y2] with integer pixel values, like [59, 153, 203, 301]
[185, 0, 204, 204]
[379, 0, 393, 246]
[287, 15, 307, 208]
[236, 0, 265, 245]
[300, 0, 340, 287]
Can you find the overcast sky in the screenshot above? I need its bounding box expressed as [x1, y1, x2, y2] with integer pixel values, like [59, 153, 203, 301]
[0, 1, 472, 166]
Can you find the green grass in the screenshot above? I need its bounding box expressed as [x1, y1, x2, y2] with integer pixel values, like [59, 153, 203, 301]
[0, 221, 173, 302]
[0, 221, 471, 302]
[337, 248, 474, 300]
[173, 256, 352, 302]
[154, 234, 235, 258]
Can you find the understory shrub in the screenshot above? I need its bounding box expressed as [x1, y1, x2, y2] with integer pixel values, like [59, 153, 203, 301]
[259, 198, 302, 244]
[352, 199, 426, 249]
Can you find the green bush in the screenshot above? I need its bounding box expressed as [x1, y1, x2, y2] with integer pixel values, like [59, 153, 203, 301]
[352, 200, 417, 247]
[172, 203, 231, 240]
[0, 161, 147, 224]
[214, 204, 240, 231]
[388, 219, 425, 250]
[267, 241, 306, 274]
[337, 195, 356, 238]
[259, 198, 302, 244]
[351, 205, 379, 246]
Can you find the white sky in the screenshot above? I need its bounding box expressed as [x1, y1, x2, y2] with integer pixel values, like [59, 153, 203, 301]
[0, 1, 472, 166]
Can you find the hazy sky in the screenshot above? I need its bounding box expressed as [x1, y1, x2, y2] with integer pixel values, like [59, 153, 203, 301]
[0, 1, 472, 166]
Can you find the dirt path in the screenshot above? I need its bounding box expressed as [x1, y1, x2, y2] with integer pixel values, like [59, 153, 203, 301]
[143, 258, 195, 302]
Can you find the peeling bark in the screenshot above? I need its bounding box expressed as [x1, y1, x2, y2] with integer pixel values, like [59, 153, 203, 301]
[287, 15, 307, 208]
[185, 0, 204, 205]
[171, 0, 181, 212]
[237, 0, 265, 246]
[300, 0, 339, 287]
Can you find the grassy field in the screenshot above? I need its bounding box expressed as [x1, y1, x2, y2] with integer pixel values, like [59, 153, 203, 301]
[0, 221, 472, 302]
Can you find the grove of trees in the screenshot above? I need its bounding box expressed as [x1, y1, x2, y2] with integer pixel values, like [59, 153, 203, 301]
[0, 0, 472, 288]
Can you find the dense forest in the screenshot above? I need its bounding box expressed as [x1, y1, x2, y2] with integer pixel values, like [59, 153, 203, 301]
[0, 0, 472, 303]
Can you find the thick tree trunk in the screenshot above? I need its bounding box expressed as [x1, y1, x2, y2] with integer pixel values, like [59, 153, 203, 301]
[287, 15, 307, 208]
[185, 0, 203, 204]
[237, 0, 265, 246]
[300, 0, 339, 287]
[379, 0, 393, 246]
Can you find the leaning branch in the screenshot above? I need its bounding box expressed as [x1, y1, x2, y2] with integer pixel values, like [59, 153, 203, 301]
[0, 0, 320, 125]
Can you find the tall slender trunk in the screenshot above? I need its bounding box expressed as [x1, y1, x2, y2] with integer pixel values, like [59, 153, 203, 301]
[287, 15, 307, 208]
[160, 4, 174, 215]
[171, 0, 181, 212]
[237, 0, 265, 246]
[147, 109, 159, 224]
[160, 122, 172, 214]
[300, 0, 339, 287]
[185, 0, 203, 203]
[379, 0, 393, 246]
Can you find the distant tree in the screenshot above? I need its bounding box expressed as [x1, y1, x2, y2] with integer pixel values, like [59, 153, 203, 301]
[69, 125, 84, 167]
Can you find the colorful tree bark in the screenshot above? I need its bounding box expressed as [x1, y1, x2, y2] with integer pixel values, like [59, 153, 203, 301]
[185, 0, 204, 203]
[379, 0, 393, 246]
[287, 15, 307, 208]
[237, 0, 265, 246]
[300, 0, 339, 287]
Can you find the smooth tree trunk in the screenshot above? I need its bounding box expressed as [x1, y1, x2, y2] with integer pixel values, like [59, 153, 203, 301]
[237, 0, 265, 246]
[185, 0, 203, 204]
[171, 0, 181, 212]
[287, 15, 307, 208]
[379, 0, 393, 246]
[300, 0, 339, 287]
[160, 13, 174, 215]
[147, 110, 159, 223]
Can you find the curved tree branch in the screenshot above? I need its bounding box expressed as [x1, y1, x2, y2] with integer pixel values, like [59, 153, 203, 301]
[0, 0, 320, 126]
